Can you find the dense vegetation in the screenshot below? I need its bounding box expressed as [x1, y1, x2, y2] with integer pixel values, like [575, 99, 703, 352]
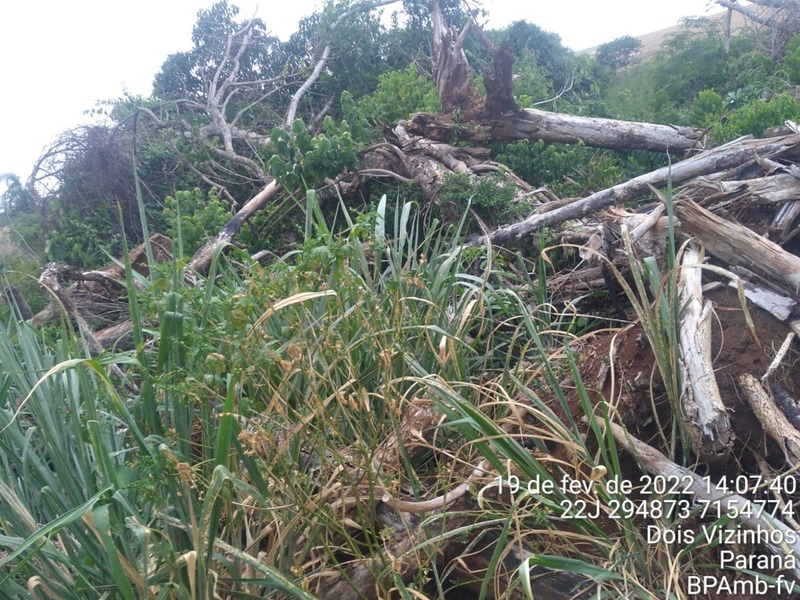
[1, 1, 800, 598]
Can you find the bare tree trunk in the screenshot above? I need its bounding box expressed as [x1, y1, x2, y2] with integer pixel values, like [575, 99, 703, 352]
[423, 0, 705, 153]
[188, 181, 282, 275]
[467, 134, 800, 247]
[674, 196, 800, 297]
[406, 110, 705, 153]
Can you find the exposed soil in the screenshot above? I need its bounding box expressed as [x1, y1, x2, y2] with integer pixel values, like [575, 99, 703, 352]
[542, 285, 800, 599]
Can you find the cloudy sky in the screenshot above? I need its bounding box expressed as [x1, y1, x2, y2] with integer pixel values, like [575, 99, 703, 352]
[0, 0, 718, 187]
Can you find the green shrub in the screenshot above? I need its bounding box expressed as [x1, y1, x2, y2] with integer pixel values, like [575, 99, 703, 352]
[436, 172, 523, 228]
[711, 92, 800, 141]
[162, 187, 231, 256]
[495, 140, 624, 197]
[44, 199, 121, 267]
[784, 33, 800, 85]
[358, 65, 442, 123]
[688, 89, 726, 128]
[512, 48, 553, 108]
[266, 94, 368, 190]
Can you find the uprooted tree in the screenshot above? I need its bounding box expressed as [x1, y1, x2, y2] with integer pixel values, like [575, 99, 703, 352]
[9, 0, 800, 596]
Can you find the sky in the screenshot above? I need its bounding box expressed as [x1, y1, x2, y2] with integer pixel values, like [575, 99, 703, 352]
[0, 0, 719, 190]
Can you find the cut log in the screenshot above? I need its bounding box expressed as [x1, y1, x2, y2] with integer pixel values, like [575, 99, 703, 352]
[673, 196, 800, 298]
[678, 244, 734, 462]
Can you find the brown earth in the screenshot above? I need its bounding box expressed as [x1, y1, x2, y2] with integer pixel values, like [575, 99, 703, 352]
[544, 284, 800, 599]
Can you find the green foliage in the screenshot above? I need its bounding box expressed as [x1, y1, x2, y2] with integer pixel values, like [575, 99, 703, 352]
[688, 89, 727, 128]
[784, 34, 800, 84]
[358, 65, 442, 123]
[0, 255, 45, 320]
[0, 174, 37, 214]
[44, 199, 120, 267]
[266, 93, 369, 190]
[512, 48, 554, 107]
[436, 173, 523, 228]
[153, 1, 283, 102]
[606, 20, 770, 123]
[595, 35, 642, 73]
[493, 20, 572, 94]
[495, 140, 624, 197]
[711, 92, 800, 141]
[0, 194, 535, 596]
[162, 188, 231, 256]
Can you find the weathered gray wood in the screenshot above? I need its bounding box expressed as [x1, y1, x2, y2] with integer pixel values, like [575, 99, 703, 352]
[188, 181, 281, 275]
[690, 172, 800, 206]
[678, 244, 734, 462]
[739, 373, 800, 466]
[727, 278, 797, 321]
[422, 0, 704, 154]
[673, 196, 800, 298]
[598, 417, 800, 580]
[468, 135, 800, 247]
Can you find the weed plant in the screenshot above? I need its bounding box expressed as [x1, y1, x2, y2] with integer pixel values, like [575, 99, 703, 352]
[0, 189, 725, 599]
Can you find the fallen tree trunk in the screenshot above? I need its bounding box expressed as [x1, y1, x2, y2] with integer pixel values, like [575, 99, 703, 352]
[739, 373, 800, 466]
[423, 0, 704, 154]
[598, 417, 800, 581]
[188, 180, 282, 275]
[673, 195, 800, 298]
[467, 134, 800, 247]
[678, 243, 734, 462]
[405, 109, 705, 153]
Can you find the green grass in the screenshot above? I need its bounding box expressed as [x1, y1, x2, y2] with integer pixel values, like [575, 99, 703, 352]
[0, 191, 730, 598]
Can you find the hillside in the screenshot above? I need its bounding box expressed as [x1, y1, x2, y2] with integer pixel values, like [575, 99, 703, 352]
[583, 5, 765, 62]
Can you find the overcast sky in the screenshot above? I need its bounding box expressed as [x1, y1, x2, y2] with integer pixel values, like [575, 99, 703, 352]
[0, 0, 718, 188]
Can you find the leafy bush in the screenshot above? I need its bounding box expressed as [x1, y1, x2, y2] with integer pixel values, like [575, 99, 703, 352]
[267, 93, 368, 190]
[784, 33, 800, 85]
[512, 48, 553, 107]
[436, 172, 523, 228]
[44, 199, 121, 267]
[495, 139, 624, 197]
[358, 65, 442, 123]
[162, 188, 231, 256]
[711, 92, 800, 141]
[688, 89, 726, 128]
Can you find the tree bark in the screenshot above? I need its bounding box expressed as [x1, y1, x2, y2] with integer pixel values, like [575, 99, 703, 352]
[423, 0, 705, 154]
[188, 181, 282, 275]
[405, 110, 706, 153]
[678, 244, 734, 463]
[673, 195, 800, 298]
[467, 134, 800, 247]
